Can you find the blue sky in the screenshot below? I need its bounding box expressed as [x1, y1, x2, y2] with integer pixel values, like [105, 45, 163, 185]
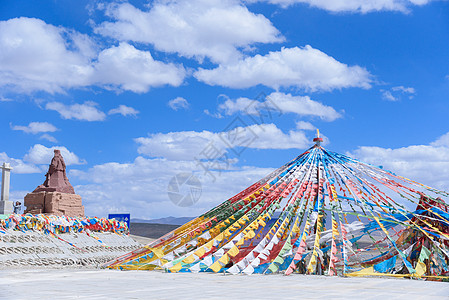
[1, 0, 449, 219]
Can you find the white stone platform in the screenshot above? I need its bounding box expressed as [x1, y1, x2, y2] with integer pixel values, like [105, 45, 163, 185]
[0, 230, 140, 268]
[1, 269, 448, 299]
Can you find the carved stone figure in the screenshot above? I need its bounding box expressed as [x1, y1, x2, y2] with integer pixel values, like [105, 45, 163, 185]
[33, 149, 75, 194]
[24, 149, 84, 217]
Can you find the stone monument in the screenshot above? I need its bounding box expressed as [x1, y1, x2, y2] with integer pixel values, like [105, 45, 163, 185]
[24, 149, 84, 217]
[0, 162, 13, 214]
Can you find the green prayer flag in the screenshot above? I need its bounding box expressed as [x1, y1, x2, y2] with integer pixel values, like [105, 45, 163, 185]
[419, 246, 431, 261]
[268, 263, 279, 273]
[273, 256, 284, 264]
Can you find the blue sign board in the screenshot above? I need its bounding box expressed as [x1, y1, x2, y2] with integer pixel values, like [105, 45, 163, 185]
[108, 213, 130, 228]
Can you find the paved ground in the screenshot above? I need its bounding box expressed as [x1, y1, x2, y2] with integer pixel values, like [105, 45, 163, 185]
[129, 234, 155, 245]
[1, 268, 448, 299]
[129, 223, 179, 239]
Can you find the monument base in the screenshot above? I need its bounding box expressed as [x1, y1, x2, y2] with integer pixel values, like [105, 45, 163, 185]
[0, 200, 13, 214]
[24, 191, 84, 217]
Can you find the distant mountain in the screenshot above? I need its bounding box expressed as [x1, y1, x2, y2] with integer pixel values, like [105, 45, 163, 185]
[131, 216, 194, 225]
[131, 213, 281, 225]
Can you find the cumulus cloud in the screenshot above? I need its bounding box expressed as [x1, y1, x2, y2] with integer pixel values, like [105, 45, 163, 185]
[11, 122, 58, 134]
[431, 132, 449, 147]
[0, 144, 84, 175]
[108, 104, 139, 117]
[92, 43, 185, 93]
[23, 144, 85, 165]
[350, 132, 449, 191]
[0, 152, 41, 174]
[46, 101, 106, 121]
[71, 156, 274, 218]
[0, 17, 95, 93]
[135, 123, 310, 160]
[296, 121, 316, 131]
[195, 46, 372, 91]
[218, 92, 342, 121]
[95, 0, 283, 64]
[247, 0, 432, 13]
[168, 97, 190, 111]
[0, 18, 186, 93]
[39, 134, 58, 143]
[381, 85, 416, 101]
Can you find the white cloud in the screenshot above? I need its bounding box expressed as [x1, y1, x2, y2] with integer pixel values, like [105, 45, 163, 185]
[296, 121, 316, 131]
[168, 97, 190, 111]
[0, 96, 13, 102]
[108, 104, 139, 117]
[195, 46, 372, 91]
[0, 18, 186, 93]
[95, 0, 283, 64]
[350, 132, 449, 191]
[381, 90, 397, 101]
[381, 85, 416, 101]
[431, 132, 449, 147]
[71, 156, 274, 219]
[46, 101, 106, 121]
[392, 86, 416, 94]
[11, 121, 58, 134]
[39, 134, 58, 143]
[204, 109, 224, 119]
[0, 145, 84, 175]
[23, 144, 85, 166]
[0, 152, 41, 174]
[135, 123, 309, 160]
[0, 17, 95, 93]
[218, 92, 342, 121]
[92, 43, 185, 93]
[248, 0, 432, 13]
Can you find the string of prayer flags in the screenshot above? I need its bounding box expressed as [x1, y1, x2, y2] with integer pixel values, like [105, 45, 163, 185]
[104, 133, 449, 279]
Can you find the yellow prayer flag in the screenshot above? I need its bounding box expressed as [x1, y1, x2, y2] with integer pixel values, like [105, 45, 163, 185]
[182, 255, 196, 264]
[209, 261, 222, 273]
[152, 247, 164, 258]
[169, 262, 182, 273]
[307, 255, 316, 273]
[292, 224, 300, 234]
[415, 261, 427, 277]
[245, 230, 256, 239]
[332, 228, 340, 236]
[348, 267, 376, 276]
[194, 247, 206, 258]
[218, 254, 229, 264]
[228, 246, 240, 257]
[235, 238, 245, 246]
[204, 240, 214, 250]
[215, 233, 224, 242]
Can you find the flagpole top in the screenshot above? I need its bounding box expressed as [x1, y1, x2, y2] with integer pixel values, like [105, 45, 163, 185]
[313, 129, 323, 147]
